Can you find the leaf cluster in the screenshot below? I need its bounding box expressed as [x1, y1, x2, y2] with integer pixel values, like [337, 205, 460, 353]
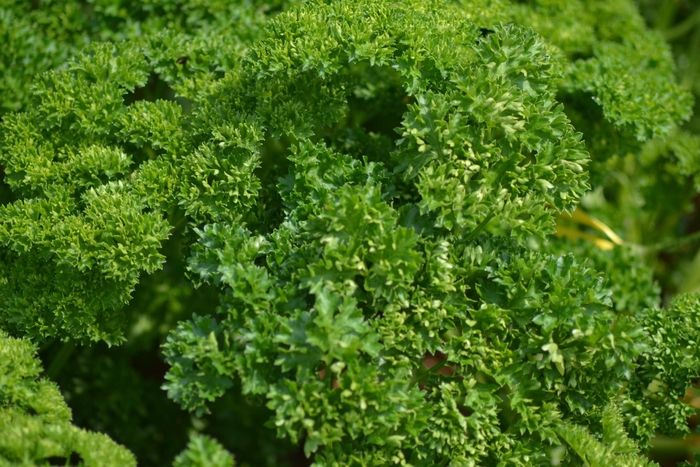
[0, 0, 698, 466]
[0, 331, 136, 466]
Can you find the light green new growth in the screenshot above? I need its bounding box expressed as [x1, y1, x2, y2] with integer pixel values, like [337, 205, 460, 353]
[0, 0, 698, 465]
[0, 331, 136, 466]
[159, 0, 696, 465]
[173, 434, 235, 467]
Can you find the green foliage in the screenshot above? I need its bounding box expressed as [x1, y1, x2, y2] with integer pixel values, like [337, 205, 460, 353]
[0, 0, 289, 116]
[539, 239, 660, 314]
[621, 294, 700, 442]
[0, 331, 136, 466]
[513, 0, 692, 141]
[0, 26, 261, 344]
[160, 0, 696, 464]
[0, 0, 699, 465]
[556, 405, 657, 467]
[173, 434, 235, 467]
[163, 314, 236, 416]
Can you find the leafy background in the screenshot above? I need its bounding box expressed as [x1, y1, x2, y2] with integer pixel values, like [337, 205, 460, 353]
[636, 1, 700, 465]
[0, 0, 699, 465]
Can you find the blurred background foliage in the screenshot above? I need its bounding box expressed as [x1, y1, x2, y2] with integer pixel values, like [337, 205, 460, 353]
[0, 0, 699, 465]
[632, 1, 700, 465]
[634, 0, 700, 298]
[548, 0, 700, 464]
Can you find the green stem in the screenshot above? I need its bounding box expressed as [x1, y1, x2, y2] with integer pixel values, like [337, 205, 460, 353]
[168, 207, 189, 234]
[45, 340, 76, 380]
[463, 211, 496, 243]
[410, 358, 448, 387]
[664, 7, 700, 41]
[683, 25, 700, 91]
[644, 230, 700, 253]
[655, 0, 680, 31]
[649, 435, 697, 457]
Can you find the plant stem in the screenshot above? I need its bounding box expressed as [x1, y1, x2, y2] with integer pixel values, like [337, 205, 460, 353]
[664, 8, 700, 41]
[683, 23, 700, 92]
[649, 435, 699, 457]
[645, 230, 700, 253]
[655, 0, 680, 31]
[46, 340, 76, 380]
[410, 358, 448, 387]
[464, 211, 496, 243]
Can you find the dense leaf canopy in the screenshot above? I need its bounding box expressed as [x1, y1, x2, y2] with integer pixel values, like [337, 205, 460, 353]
[0, 0, 699, 466]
